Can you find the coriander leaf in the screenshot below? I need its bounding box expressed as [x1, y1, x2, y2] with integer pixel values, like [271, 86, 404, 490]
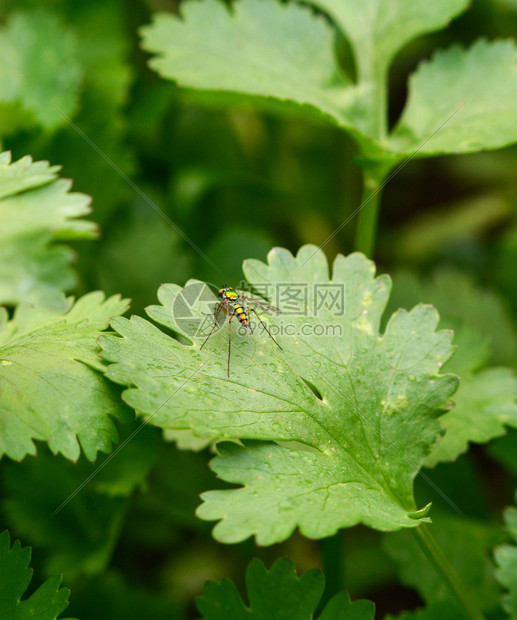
[0, 530, 74, 620]
[0, 10, 82, 132]
[387, 269, 517, 466]
[390, 40, 517, 156]
[424, 368, 517, 468]
[387, 269, 517, 375]
[101, 245, 457, 544]
[140, 0, 380, 153]
[163, 429, 214, 452]
[494, 496, 517, 618]
[307, 0, 468, 78]
[0, 151, 97, 307]
[0, 291, 131, 462]
[196, 557, 374, 619]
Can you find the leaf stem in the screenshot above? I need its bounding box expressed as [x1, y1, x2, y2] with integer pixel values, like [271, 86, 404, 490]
[353, 52, 390, 257]
[353, 164, 388, 257]
[412, 525, 485, 620]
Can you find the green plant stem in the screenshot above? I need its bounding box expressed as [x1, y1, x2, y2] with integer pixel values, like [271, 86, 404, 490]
[412, 525, 485, 620]
[321, 532, 344, 607]
[353, 165, 387, 257]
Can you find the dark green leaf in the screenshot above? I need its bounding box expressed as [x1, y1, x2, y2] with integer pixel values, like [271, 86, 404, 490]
[0, 530, 74, 620]
[494, 496, 517, 618]
[196, 557, 375, 619]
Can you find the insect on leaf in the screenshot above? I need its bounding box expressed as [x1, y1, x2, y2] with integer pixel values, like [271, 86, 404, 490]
[100, 246, 458, 545]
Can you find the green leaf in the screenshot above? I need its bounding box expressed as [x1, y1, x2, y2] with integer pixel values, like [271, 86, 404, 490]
[383, 515, 502, 614]
[140, 0, 473, 156]
[494, 496, 517, 619]
[100, 245, 458, 544]
[0, 291, 131, 462]
[307, 0, 468, 78]
[387, 269, 517, 466]
[0, 10, 82, 132]
[2, 446, 132, 579]
[0, 151, 97, 307]
[390, 40, 517, 156]
[140, 0, 377, 149]
[163, 428, 214, 452]
[196, 557, 375, 619]
[0, 530, 74, 620]
[387, 269, 517, 375]
[424, 368, 517, 467]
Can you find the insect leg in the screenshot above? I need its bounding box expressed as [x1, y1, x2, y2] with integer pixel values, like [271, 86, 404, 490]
[200, 302, 222, 350]
[250, 308, 282, 350]
[227, 312, 234, 377]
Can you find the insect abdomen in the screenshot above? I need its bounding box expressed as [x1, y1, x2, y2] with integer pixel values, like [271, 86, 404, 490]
[234, 304, 248, 326]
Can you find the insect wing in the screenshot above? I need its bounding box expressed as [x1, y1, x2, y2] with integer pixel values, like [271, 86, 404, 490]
[238, 294, 282, 314]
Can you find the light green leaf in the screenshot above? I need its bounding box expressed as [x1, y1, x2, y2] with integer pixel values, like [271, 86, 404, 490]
[140, 0, 378, 150]
[101, 245, 458, 544]
[383, 516, 502, 614]
[390, 40, 517, 156]
[0, 291, 131, 462]
[308, 0, 468, 78]
[196, 557, 375, 619]
[163, 429, 214, 452]
[0, 151, 97, 307]
[0, 10, 82, 132]
[494, 496, 517, 619]
[425, 368, 517, 468]
[0, 530, 74, 620]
